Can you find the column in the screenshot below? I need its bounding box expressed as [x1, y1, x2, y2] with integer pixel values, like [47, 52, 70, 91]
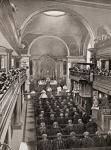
[32, 59, 37, 79]
[1, 55, 5, 69]
[16, 56, 21, 68]
[13, 89, 22, 129]
[55, 61, 58, 80]
[23, 57, 30, 92]
[11, 57, 14, 68]
[0, 55, 2, 70]
[5, 49, 13, 73]
[59, 61, 64, 78]
[8, 121, 12, 148]
[57, 60, 60, 81]
[66, 59, 71, 90]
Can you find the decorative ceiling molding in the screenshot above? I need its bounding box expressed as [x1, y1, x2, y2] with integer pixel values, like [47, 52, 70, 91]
[52, 0, 111, 10]
[20, 4, 95, 43]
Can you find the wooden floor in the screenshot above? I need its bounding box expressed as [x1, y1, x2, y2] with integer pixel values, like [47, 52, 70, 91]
[24, 99, 37, 150]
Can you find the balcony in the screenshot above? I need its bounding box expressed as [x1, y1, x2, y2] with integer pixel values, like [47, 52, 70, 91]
[0, 70, 26, 142]
[93, 75, 111, 95]
[69, 69, 90, 83]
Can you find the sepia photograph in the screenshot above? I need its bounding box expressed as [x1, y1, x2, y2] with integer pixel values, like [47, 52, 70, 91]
[0, 0, 111, 150]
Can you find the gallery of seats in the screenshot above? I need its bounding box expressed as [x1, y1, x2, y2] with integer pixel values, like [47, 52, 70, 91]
[1, 0, 111, 150]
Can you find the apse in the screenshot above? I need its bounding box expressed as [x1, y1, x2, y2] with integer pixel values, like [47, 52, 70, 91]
[29, 36, 68, 58]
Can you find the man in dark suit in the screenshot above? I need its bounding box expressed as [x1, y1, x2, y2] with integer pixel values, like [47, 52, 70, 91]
[50, 122, 62, 136]
[57, 113, 65, 125]
[37, 134, 52, 150]
[74, 119, 85, 134]
[52, 132, 66, 150]
[63, 120, 74, 135]
[86, 118, 97, 134]
[66, 132, 81, 148]
[92, 131, 106, 147]
[37, 122, 47, 136]
[106, 130, 111, 146]
[81, 131, 94, 148]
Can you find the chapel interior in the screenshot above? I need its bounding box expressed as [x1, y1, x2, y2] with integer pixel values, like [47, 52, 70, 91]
[1, 0, 111, 150]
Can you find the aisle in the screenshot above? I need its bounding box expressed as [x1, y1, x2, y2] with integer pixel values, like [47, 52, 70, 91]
[24, 99, 37, 150]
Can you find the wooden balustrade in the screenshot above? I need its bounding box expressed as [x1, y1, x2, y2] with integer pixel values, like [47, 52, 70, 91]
[0, 71, 26, 142]
[69, 70, 90, 82]
[93, 75, 111, 95]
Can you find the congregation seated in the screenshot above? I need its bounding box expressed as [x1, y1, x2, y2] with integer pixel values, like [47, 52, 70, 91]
[92, 131, 106, 147]
[81, 131, 95, 148]
[37, 134, 52, 150]
[37, 131, 111, 150]
[34, 89, 111, 149]
[106, 130, 111, 146]
[66, 132, 81, 148]
[52, 132, 66, 150]
[86, 118, 97, 134]
[49, 122, 62, 136]
[0, 68, 25, 95]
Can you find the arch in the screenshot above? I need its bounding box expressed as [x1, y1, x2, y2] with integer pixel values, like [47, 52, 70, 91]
[28, 35, 70, 56]
[20, 4, 95, 45]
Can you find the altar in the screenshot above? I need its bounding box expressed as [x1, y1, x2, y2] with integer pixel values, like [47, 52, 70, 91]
[38, 80, 57, 86]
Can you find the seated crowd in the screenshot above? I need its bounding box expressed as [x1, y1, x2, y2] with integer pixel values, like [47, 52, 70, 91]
[0, 67, 25, 94]
[70, 66, 91, 75]
[95, 67, 111, 77]
[32, 88, 111, 149]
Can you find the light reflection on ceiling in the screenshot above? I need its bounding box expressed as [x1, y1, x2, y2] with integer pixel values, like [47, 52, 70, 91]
[43, 10, 66, 17]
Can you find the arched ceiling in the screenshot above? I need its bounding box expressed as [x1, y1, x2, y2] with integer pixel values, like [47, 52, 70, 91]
[21, 11, 89, 56]
[29, 36, 68, 58]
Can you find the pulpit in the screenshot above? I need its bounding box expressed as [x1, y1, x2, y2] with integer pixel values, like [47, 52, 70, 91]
[91, 106, 99, 119]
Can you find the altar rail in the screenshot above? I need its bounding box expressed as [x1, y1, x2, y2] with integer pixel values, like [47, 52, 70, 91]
[0, 70, 26, 142]
[93, 75, 111, 95]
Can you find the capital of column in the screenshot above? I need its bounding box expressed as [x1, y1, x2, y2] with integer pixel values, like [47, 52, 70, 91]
[5, 49, 13, 54]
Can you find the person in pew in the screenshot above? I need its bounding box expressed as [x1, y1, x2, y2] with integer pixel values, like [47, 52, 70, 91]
[86, 118, 97, 134]
[37, 134, 52, 150]
[50, 122, 62, 136]
[54, 105, 60, 117]
[37, 113, 45, 125]
[37, 122, 47, 136]
[92, 131, 106, 147]
[63, 119, 74, 135]
[52, 132, 66, 150]
[72, 111, 81, 124]
[66, 132, 81, 148]
[64, 112, 69, 124]
[106, 130, 111, 146]
[69, 106, 76, 117]
[74, 119, 85, 134]
[57, 112, 66, 125]
[82, 112, 90, 124]
[48, 113, 56, 126]
[81, 131, 95, 148]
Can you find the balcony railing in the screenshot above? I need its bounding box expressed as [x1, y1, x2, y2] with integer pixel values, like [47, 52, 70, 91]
[93, 75, 111, 95]
[0, 70, 26, 141]
[69, 69, 90, 82]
